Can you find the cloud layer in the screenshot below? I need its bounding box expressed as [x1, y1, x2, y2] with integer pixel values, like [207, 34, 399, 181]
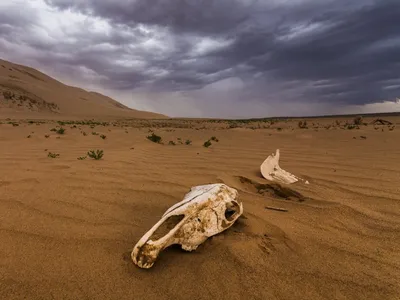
[1, 0, 399, 117]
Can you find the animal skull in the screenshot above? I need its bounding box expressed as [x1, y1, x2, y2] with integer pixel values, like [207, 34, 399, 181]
[131, 183, 243, 269]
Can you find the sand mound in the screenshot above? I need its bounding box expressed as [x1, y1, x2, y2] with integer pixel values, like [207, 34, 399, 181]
[0, 59, 166, 120]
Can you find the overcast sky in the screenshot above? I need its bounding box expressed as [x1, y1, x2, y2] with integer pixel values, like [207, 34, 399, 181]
[1, 0, 399, 118]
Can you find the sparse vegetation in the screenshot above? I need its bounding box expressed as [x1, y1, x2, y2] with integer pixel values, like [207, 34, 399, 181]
[100, 134, 107, 139]
[45, 135, 50, 138]
[27, 135, 31, 138]
[353, 116, 363, 125]
[2, 91, 15, 100]
[48, 152, 60, 158]
[298, 120, 308, 129]
[210, 136, 219, 142]
[87, 149, 104, 160]
[185, 139, 192, 145]
[77, 156, 87, 160]
[57, 120, 109, 126]
[147, 133, 162, 143]
[56, 128, 65, 134]
[168, 141, 176, 145]
[92, 132, 99, 135]
[346, 124, 358, 130]
[203, 140, 212, 148]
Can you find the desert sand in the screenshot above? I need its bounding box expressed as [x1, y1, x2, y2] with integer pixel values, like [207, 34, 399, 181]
[1, 115, 400, 300]
[1, 59, 399, 300]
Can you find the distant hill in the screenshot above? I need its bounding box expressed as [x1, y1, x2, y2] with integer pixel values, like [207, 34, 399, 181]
[0, 59, 167, 119]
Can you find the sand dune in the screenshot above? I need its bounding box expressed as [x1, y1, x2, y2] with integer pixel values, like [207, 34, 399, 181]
[0, 116, 399, 299]
[0, 59, 166, 119]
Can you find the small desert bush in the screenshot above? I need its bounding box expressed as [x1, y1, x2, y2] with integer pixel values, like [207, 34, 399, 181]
[168, 141, 176, 145]
[100, 134, 106, 139]
[45, 135, 50, 138]
[298, 120, 308, 129]
[203, 140, 212, 148]
[77, 156, 87, 160]
[147, 133, 162, 143]
[2, 91, 14, 100]
[48, 152, 60, 158]
[56, 128, 65, 134]
[185, 139, 192, 145]
[353, 116, 363, 125]
[92, 132, 99, 135]
[87, 149, 104, 160]
[347, 124, 357, 130]
[210, 136, 219, 142]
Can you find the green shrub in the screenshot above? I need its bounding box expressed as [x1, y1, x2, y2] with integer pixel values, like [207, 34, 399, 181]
[353, 116, 363, 125]
[203, 140, 212, 148]
[147, 133, 162, 143]
[298, 120, 308, 129]
[87, 149, 104, 160]
[48, 152, 60, 158]
[210, 136, 219, 142]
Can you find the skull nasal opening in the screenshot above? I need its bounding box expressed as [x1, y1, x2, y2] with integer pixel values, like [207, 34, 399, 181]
[149, 215, 185, 241]
[224, 201, 240, 221]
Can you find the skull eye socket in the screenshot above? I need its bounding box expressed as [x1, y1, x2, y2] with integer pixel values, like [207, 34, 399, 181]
[224, 201, 240, 221]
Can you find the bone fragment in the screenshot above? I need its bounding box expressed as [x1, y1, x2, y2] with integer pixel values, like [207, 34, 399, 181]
[260, 149, 308, 184]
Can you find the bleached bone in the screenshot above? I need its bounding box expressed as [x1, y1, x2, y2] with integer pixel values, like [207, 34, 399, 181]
[261, 149, 309, 184]
[131, 183, 243, 269]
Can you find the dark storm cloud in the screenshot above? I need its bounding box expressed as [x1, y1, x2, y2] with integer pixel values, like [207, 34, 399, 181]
[44, 0, 255, 35]
[41, 0, 400, 105]
[2, 0, 400, 114]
